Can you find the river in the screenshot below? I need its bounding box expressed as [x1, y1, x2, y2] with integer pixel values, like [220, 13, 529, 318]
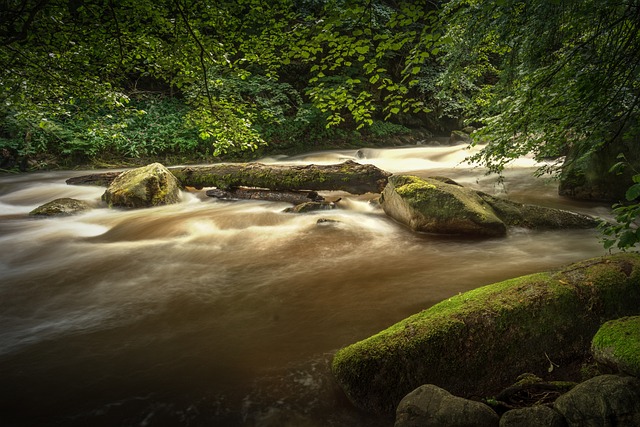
[0, 143, 612, 426]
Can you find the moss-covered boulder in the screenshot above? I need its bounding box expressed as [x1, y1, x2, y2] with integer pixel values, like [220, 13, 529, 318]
[591, 316, 640, 377]
[380, 175, 599, 236]
[479, 193, 599, 229]
[29, 197, 92, 217]
[331, 253, 640, 416]
[102, 163, 181, 208]
[380, 175, 507, 236]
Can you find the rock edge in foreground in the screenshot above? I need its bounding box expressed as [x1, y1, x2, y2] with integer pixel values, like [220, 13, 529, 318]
[332, 253, 640, 416]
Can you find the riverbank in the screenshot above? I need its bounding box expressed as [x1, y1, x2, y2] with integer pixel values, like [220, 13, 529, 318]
[1, 128, 438, 173]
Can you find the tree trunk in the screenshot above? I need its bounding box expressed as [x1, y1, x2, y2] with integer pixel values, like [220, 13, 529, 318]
[65, 172, 122, 187]
[67, 160, 391, 194]
[206, 188, 324, 204]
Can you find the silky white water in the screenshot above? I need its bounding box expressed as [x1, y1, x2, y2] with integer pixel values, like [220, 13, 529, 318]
[0, 144, 611, 426]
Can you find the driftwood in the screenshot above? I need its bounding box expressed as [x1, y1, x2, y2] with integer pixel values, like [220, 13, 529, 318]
[66, 172, 122, 186]
[66, 160, 391, 194]
[206, 188, 324, 204]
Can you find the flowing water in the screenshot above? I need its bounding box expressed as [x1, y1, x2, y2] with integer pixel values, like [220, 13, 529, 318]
[0, 143, 612, 426]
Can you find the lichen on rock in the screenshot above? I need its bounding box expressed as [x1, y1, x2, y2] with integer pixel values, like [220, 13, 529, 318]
[381, 175, 507, 236]
[29, 197, 92, 217]
[380, 175, 600, 236]
[101, 162, 181, 208]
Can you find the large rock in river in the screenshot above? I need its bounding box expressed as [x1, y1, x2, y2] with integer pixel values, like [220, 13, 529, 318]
[331, 253, 640, 416]
[380, 175, 598, 236]
[380, 175, 507, 236]
[102, 163, 181, 208]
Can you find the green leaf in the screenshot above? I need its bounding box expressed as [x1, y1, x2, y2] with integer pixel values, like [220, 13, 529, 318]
[626, 184, 640, 201]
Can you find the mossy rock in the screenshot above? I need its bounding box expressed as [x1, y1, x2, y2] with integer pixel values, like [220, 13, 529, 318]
[479, 193, 599, 229]
[29, 197, 92, 217]
[381, 175, 507, 236]
[591, 316, 640, 377]
[331, 253, 640, 416]
[102, 162, 181, 208]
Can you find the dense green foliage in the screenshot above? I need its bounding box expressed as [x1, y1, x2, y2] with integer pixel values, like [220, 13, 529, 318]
[2, 0, 640, 248]
[0, 0, 438, 168]
[440, 0, 639, 172]
[437, 0, 640, 249]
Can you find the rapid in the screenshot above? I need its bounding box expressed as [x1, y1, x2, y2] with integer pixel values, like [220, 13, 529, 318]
[0, 143, 612, 426]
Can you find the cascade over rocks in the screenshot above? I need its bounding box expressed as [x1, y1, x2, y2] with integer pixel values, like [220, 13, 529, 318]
[331, 253, 640, 416]
[381, 175, 599, 236]
[102, 162, 181, 208]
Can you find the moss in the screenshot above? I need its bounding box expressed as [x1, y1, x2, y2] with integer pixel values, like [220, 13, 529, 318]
[332, 253, 640, 416]
[591, 316, 640, 377]
[383, 175, 505, 235]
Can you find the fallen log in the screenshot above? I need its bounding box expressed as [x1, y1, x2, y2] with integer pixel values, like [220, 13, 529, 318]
[65, 172, 122, 186]
[206, 188, 324, 204]
[171, 160, 389, 194]
[66, 160, 391, 194]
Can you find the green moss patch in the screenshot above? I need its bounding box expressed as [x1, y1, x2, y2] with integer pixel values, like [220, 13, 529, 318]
[592, 316, 640, 377]
[382, 175, 506, 235]
[332, 253, 640, 416]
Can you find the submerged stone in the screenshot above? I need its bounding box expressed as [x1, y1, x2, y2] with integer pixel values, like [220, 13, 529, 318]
[331, 253, 640, 416]
[29, 197, 92, 217]
[102, 163, 181, 208]
[283, 201, 336, 213]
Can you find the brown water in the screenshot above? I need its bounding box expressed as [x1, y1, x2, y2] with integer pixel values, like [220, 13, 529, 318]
[0, 144, 611, 426]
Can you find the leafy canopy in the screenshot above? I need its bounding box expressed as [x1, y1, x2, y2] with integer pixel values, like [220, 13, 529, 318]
[438, 0, 640, 249]
[1, 0, 444, 161]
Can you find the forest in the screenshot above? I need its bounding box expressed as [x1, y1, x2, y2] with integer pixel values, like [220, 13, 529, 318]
[1, 0, 639, 247]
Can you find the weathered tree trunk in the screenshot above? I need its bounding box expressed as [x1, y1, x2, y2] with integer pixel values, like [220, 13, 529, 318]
[67, 160, 391, 194]
[66, 172, 122, 186]
[206, 188, 325, 204]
